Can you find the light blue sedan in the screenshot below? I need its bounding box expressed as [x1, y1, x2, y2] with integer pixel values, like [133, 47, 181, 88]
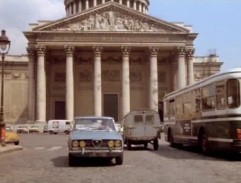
[68, 116, 124, 166]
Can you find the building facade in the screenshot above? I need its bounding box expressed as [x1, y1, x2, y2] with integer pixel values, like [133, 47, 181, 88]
[1, 0, 222, 124]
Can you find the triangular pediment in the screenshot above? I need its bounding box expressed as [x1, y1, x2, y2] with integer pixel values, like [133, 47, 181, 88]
[33, 2, 190, 33]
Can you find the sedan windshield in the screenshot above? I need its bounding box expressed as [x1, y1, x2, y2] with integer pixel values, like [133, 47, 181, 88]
[74, 118, 116, 131]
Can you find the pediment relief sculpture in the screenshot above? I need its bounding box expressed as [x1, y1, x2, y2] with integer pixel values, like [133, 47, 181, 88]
[50, 10, 176, 32]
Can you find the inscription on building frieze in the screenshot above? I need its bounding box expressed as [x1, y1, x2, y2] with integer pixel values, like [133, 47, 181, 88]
[42, 34, 170, 43]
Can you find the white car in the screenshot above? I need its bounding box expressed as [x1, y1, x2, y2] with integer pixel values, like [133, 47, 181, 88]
[16, 125, 29, 134]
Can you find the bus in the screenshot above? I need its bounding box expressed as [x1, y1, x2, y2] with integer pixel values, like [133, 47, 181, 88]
[163, 67, 241, 154]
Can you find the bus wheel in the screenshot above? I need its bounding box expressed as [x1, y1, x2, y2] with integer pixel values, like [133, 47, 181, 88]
[200, 132, 210, 155]
[153, 139, 159, 151]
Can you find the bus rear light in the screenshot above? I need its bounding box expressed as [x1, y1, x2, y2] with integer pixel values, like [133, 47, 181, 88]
[237, 129, 241, 140]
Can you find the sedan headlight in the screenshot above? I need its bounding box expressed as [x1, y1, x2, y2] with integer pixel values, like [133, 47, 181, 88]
[79, 141, 86, 148]
[72, 140, 79, 148]
[114, 140, 121, 147]
[108, 140, 114, 148]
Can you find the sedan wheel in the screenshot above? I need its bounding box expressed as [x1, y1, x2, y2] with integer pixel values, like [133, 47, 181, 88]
[69, 154, 76, 167]
[116, 154, 123, 165]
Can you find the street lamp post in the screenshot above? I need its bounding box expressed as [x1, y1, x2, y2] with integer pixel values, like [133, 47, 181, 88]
[0, 30, 11, 146]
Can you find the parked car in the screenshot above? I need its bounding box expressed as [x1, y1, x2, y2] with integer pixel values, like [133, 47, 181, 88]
[5, 125, 13, 131]
[5, 127, 20, 145]
[43, 124, 48, 133]
[29, 125, 40, 133]
[122, 109, 161, 150]
[16, 125, 29, 134]
[68, 116, 124, 166]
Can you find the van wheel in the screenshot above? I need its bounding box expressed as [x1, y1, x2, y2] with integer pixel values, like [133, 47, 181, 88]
[153, 139, 159, 151]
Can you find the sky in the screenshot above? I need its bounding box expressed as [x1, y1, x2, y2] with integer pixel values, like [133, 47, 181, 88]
[0, 0, 241, 71]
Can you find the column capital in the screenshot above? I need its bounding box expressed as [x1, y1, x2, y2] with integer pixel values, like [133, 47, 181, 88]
[65, 45, 75, 56]
[36, 45, 46, 56]
[176, 47, 186, 57]
[26, 47, 36, 56]
[186, 48, 195, 58]
[149, 47, 159, 56]
[93, 46, 102, 56]
[121, 46, 131, 56]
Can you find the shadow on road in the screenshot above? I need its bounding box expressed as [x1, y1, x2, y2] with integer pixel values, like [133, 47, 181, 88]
[51, 156, 116, 167]
[152, 141, 241, 162]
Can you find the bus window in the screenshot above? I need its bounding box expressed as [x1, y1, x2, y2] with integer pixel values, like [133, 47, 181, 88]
[169, 100, 175, 120]
[195, 89, 201, 113]
[216, 85, 226, 109]
[227, 79, 240, 108]
[201, 85, 216, 111]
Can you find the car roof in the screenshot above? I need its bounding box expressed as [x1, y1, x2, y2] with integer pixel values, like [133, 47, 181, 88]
[74, 116, 114, 120]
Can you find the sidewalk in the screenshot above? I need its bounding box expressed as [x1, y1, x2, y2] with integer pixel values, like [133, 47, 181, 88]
[0, 144, 23, 155]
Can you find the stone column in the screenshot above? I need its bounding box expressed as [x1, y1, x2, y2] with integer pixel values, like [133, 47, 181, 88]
[73, 2, 76, 14]
[121, 46, 131, 117]
[149, 47, 159, 111]
[127, 0, 130, 7]
[119, 0, 123, 5]
[94, 0, 97, 7]
[93, 46, 102, 116]
[138, 2, 142, 11]
[86, 0, 89, 9]
[36, 46, 46, 123]
[187, 49, 195, 85]
[27, 48, 36, 122]
[79, 0, 82, 11]
[102, 0, 105, 4]
[65, 46, 75, 121]
[133, 0, 137, 10]
[177, 47, 186, 89]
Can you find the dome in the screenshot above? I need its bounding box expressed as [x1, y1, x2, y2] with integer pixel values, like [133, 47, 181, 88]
[64, 0, 150, 16]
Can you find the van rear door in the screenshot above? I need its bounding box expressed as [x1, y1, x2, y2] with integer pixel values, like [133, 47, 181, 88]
[144, 114, 158, 138]
[132, 114, 145, 138]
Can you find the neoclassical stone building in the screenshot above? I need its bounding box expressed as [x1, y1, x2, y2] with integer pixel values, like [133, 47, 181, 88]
[2, 0, 222, 124]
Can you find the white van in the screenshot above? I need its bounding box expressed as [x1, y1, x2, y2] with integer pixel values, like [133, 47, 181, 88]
[122, 110, 161, 150]
[47, 120, 73, 134]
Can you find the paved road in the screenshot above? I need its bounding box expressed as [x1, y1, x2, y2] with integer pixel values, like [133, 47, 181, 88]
[0, 133, 241, 183]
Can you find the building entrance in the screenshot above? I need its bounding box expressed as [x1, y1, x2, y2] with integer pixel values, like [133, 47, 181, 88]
[55, 101, 66, 119]
[103, 94, 118, 122]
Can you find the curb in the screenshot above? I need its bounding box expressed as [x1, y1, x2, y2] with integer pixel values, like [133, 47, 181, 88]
[0, 145, 23, 155]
